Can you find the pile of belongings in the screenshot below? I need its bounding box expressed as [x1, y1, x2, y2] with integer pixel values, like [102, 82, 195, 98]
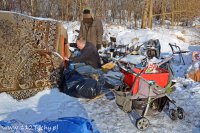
[60, 65, 105, 99]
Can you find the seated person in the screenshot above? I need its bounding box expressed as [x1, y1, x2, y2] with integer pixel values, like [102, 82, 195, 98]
[64, 37, 101, 69]
[60, 37, 103, 98]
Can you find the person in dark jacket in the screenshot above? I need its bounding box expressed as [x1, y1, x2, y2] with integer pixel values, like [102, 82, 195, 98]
[79, 9, 103, 50]
[64, 37, 101, 69]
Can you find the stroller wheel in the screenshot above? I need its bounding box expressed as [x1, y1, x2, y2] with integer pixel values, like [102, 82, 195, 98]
[136, 117, 150, 131]
[169, 109, 177, 120]
[177, 107, 185, 119]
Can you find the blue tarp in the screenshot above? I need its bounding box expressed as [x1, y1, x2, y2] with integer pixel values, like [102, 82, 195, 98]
[0, 117, 99, 133]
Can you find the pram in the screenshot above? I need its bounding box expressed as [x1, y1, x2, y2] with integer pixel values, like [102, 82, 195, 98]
[114, 59, 185, 130]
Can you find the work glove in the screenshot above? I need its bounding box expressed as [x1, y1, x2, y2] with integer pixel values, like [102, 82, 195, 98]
[97, 44, 101, 50]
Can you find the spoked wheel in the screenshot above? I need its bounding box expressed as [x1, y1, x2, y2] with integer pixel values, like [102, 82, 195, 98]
[177, 107, 185, 119]
[136, 117, 150, 131]
[169, 109, 178, 120]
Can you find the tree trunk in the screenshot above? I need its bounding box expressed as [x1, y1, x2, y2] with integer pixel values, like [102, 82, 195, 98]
[31, 0, 37, 17]
[161, 0, 166, 26]
[61, 0, 64, 20]
[19, 0, 22, 13]
[134, 14, 137, 29]
[142, 0, 150, 28]
[148, 0, 153, 28]
[171, 0, 175, 27]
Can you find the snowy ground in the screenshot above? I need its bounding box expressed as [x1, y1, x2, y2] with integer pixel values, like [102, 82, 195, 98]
[0, 21, 200, 133]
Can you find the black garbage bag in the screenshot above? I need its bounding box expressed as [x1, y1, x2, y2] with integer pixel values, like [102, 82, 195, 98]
[60, 69, 103, 99]
[62, 70, 84, 97]
[73, 78, 102, 98]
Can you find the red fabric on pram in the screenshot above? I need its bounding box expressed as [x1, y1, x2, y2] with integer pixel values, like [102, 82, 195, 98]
[122, 67, 170, 95]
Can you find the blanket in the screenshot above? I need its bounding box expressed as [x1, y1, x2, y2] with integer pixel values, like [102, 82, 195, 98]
[0, 11, 67, 100]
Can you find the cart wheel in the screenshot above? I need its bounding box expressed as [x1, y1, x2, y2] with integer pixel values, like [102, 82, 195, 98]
[177, 107, 185, 119]
[169, 109, 177, 120]
[136, 117, 150, 131]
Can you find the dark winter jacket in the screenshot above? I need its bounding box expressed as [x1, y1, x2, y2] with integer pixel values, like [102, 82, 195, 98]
[70, 42, 101, 69]
[79, 18, 103, 47]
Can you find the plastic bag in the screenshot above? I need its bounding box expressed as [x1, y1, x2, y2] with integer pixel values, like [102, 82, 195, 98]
[61, 69, 103, 98]
[73, 78, 102, 98]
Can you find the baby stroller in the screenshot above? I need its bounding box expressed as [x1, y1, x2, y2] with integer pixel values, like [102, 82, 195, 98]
[114, 60, 185, 130]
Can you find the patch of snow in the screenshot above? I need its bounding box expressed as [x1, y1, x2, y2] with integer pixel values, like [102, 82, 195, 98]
[63, 21, 80, 43]
[148, 57, 162, 64]
[0, 89, 88, 124]
[120, 55, 146, 65]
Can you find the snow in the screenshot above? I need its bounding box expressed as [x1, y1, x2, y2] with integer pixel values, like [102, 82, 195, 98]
[120, 55, 146, 64]
[0, 89, 88, 124]
[148, 57, 162, 64]
[63, 21, 80, 43]
[1, 20, 200, 133]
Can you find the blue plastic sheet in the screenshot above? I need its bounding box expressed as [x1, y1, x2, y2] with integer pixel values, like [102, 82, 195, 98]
[0, 117, 99, 133]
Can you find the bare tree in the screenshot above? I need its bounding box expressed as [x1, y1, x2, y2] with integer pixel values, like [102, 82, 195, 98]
[1, 0, 200, 28]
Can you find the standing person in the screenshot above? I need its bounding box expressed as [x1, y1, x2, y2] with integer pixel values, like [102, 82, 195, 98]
[64, 37, 101, 69]
[79, 9, 103, 50]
